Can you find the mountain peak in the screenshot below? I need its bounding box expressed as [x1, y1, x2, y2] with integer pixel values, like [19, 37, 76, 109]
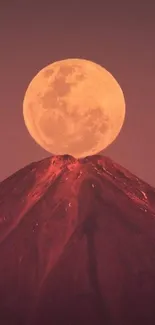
[0, 155, 155, 324]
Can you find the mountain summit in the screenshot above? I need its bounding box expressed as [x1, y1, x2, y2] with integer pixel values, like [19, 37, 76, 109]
[0, 155, 155, 325]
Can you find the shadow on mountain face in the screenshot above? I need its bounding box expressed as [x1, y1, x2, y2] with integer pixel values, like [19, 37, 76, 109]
[0, 155, 155, 324]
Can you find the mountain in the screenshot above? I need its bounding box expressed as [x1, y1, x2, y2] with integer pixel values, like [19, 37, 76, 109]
[0, 154, 155, 325]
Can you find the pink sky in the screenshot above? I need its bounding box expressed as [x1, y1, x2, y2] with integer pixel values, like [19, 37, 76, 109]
[0, 1, 155, 185]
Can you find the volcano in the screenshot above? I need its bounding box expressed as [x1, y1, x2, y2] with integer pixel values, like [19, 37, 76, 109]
[0, 155, 155, 325]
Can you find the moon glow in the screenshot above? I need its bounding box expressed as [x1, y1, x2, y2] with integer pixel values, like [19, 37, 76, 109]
[23, 58, 125, 158]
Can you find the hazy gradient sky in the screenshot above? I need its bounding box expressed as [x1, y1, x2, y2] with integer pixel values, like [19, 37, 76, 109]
[0, 1, 155, 185]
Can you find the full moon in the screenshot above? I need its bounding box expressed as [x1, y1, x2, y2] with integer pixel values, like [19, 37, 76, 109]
[23, 58, 125, 158]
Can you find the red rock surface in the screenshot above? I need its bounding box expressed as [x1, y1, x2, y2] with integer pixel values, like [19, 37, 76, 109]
[0, 154, 155, 324]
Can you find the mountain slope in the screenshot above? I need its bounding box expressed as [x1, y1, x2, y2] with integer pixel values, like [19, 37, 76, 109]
[0, 155, 155, 325]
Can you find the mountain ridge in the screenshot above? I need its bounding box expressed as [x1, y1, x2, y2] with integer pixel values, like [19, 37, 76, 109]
[0, 154, 155, 324]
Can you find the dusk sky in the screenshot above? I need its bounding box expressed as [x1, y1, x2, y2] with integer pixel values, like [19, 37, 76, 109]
[1, 1, 155, 185]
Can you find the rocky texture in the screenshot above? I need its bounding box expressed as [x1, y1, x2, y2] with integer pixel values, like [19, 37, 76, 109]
[0, 155, 155, 324]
